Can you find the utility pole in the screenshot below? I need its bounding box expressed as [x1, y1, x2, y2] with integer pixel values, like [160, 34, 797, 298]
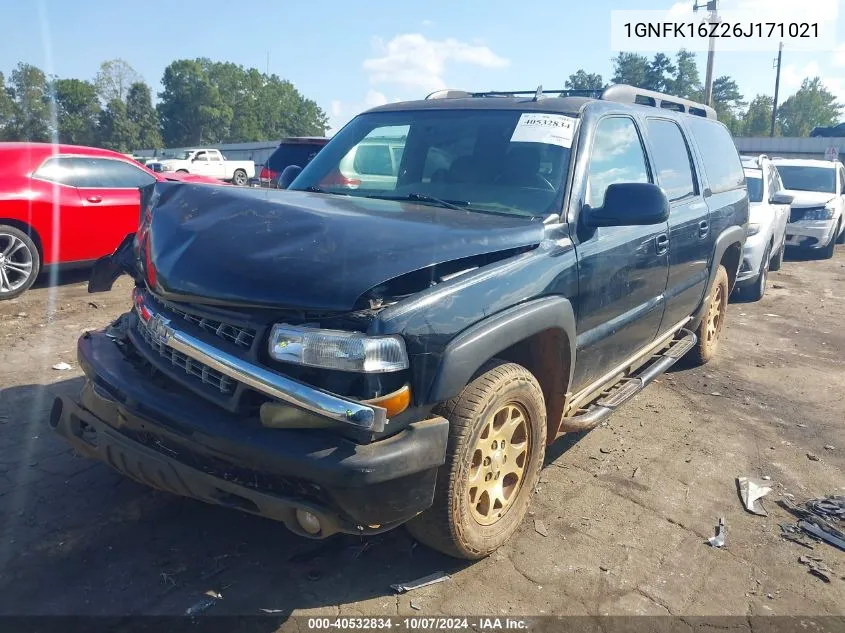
[771, 41, 783, 137]
[694, 0, 719, 106]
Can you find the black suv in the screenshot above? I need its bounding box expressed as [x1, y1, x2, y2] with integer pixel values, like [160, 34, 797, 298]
[52, 85, 747, 559]
[256, 136, 329, 188]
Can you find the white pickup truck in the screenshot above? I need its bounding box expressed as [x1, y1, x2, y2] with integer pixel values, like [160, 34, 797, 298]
[153, 149, 255, 186]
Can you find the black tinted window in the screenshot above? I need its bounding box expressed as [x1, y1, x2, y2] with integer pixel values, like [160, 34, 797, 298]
[645, 119, 696, 201]
[777, 166, 836, 193]
[76, 159, 156, 188]
[266, 143, 324, 172]
[353, 144, 394, 176]
[686, 117, 744, 194]
[586, 117, 650, 208]
[746, 175, 763, 203]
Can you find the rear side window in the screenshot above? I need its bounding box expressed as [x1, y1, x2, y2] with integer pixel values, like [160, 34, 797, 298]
[34, 157, 79, 185]
[686, 117, 744, 194]
[645, 119, 696, 202]
[36, 156, 155, 188]
[586, 117, 650, 208]
[267, 143, 324, 172]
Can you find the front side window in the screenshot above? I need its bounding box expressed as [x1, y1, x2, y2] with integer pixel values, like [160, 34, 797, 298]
[777, 166, 836, 193]
[645, 119, 696, 202]
[290, 110, 574, 218]
[194, 151, 208, 161]
[585, 117, 650, 209]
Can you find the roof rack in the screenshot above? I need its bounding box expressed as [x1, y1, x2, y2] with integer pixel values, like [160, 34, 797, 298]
[424, 83, 717, 119]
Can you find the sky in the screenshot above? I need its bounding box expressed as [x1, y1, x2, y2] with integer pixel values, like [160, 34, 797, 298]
[1, 0, 844, 134]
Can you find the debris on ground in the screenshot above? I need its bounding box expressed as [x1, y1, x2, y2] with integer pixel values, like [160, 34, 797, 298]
[780, 496, 845, 553]
[710, 392, 722, 397]
[708, 517, 726, 548]
[737, 476, 772, 516]
[762, 475, 771, 481]
[52, 362, 71, 371]
[599, 447, 613, 454]
[824, 445, 835, 451]
[410, 601, 422, 610]
[807, 496, 845, 521]
[184, 595, 219, 616]
[807, 453, 820, 462]
[87, 301, 100, 309]
[534, 519, 549, 537]
[391, 571, 450, 593]
[780, 524, 815, 550]
[798, 555, 833, 583]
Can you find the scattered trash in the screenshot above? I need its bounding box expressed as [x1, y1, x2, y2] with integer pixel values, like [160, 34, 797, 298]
[260, 609, 286, 614]
[534, 519, 549, 537]
[780, 523, 815, 550]
[807, 496, 845, 521]
[16, 312, 27, 318]
[391, 571, 450, 593]
[800, 521, 845, 552]
[766, 593, 774, 600]
[772, 283, 785, 289]
[205, 590, 223, 599]
[599, 565, 609, 572]
[710, 392, 722, 397]
[52, 362, 71, 371]
[824, 445, 835, 451]
[737, 476, 773, 516]
[797, 423, 808, 428]
[807, 453, 820, 462]
[708, 517, 726, 548]
[764, 314, 780, 318]
[762, 476, 771, 481]
[798, 555, 832, 583]
[410, 601, 422, 611]
[184, 596, 219, 616]
[780, 496, 845, 553]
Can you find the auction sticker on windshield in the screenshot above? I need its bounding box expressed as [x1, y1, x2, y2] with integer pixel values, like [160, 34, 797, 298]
[510, 113, 576, 148]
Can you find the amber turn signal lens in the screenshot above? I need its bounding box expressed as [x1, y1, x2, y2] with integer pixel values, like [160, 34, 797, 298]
[364, 385, 411, 418]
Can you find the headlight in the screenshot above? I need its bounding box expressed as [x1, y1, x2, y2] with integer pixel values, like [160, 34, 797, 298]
[161, 164, 174, 172]
[745, 223, 761, 236]
[799, 206, 834, 221]
[268, 325, 409, 373]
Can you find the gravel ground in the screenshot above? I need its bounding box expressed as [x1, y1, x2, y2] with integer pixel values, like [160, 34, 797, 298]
[0, 252, 843, 618]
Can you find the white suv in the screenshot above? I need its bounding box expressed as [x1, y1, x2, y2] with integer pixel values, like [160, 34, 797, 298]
[772, 158, 845, 259]
[736, 155, 791, 300]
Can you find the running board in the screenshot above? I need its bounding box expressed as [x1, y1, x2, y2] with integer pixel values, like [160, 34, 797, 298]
[556, 329, 697, 435]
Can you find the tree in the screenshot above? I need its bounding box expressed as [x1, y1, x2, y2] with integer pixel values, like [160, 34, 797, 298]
[0, 72, 14, 140]
[742, 95, 775, 137]
[645, 53, 676, 92]
[98, 98, 138, 152]
[53, 78, 100, 145]
[157, 59, 232, 146]
[611, 53, 650, 88]
[777, 77, 842, 137]
[95, 59, 141, 104]
[6, 63, 52, 142]
[711, 76, 746, 134]
[125, 82, 162, 149]
[564, 70, 604, 91]
[670, 49, 701, 99]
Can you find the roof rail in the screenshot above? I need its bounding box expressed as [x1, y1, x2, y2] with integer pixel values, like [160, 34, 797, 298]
[600, 84, 717, 120]
[426, 86, 602, 100]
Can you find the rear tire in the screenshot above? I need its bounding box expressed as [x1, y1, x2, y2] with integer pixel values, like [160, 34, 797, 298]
[769, 236, 784, 271]
[176, 169, 188, 173]
[0, 225, 40, 301]
[689, 265, 729, 366]
[406, 361, 547, 560]
[232, 169, 248, 186]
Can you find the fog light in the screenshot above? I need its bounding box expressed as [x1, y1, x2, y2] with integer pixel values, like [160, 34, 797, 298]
[296, 509, 322, 535]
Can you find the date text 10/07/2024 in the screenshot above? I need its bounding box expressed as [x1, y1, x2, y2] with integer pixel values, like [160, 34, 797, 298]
[306, 617, 530, 630]
[624, 22, 819, 39]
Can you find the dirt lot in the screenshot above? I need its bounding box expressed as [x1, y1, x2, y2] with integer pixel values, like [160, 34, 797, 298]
[1, 253, 844, 619]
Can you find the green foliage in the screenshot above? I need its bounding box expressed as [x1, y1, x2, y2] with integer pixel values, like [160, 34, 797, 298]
[6, 62, 53, 142]
[97, 98, 138, 153]
[95, 59, 141, 104]
[126, 82, 162, 149]
[54, 78, 100, 145]
[611, 53, 650, 88]
[564, 70, 605, 91]
[711, 76, 746, 134]
[645, 53, 676, 93]
[777, 77, 842, 137]
[0, 72, 14, 140]
[742, 95, 775, 137]
[670, 50, 701, 99]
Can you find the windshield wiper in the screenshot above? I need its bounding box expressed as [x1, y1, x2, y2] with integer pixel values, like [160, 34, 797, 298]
[371, 192, 470, 211]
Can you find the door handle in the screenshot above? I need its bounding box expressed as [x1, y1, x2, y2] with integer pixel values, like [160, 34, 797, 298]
[86, 196, 102, 203]
[655, 234, 669, 255]
[698, 220, 709, 239]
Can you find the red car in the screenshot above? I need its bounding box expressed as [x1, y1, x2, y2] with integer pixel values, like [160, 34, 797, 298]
[0, 143, 224, 300]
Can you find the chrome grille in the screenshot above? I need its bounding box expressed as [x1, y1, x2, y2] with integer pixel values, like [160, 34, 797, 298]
[137, 317, 236, 394]
[157, 298, 256, 348]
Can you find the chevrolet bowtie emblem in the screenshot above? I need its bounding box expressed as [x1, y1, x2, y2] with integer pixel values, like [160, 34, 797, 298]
[147, 313, 174, 345]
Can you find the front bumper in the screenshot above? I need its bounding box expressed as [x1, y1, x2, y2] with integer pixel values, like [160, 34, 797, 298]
[51, 327, 449, 538]
[785, 220, 837, 249]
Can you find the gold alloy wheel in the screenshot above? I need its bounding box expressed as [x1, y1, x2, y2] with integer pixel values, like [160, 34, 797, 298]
[706, 283, 725, 344]
[467, 403, 531, 526]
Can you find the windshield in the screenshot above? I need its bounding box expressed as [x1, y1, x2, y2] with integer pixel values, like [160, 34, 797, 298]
[746, 175, 763, 202]
[289, 110, 574, 218]
[776, 166, 836, 193]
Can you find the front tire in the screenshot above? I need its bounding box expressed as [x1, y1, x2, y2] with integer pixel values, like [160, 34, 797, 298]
[819, 224, 838, 259]
[689, 264, 729, 365]
[406, 361, 547, 559]
[769, 235, 784, 271]
[836, 220, 845, 244]
[744, 243, 771, 302]
[0, 225, 40, 301]
[232, 169, 248, 186]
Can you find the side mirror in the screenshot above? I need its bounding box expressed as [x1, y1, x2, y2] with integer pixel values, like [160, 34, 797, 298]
[277, 165, 302, 189]
[770, 192, 793, 205]
[583, 182, 670, 228]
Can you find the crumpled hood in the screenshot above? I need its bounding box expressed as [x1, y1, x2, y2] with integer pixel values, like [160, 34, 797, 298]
[143, 182, 544, 310]
[783, 190, 837, 208]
